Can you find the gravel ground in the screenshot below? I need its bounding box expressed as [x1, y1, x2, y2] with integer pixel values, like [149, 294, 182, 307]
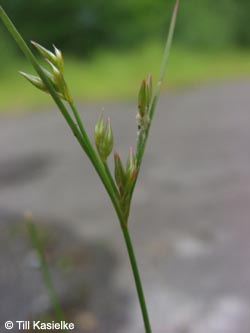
[1, 80, 250, 332]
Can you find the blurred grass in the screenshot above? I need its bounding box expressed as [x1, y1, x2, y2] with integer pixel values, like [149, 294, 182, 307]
[1, 41, 250, 112]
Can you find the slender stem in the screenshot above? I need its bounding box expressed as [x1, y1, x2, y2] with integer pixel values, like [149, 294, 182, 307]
[84, 142, 124, 223]
[26, 219, 66, 326]
[122, 226, 151, 333]
[149, 0, 179, 122]
[121, 5, 180, 328]
[69, 102, 89, 145]
[131, 0, 179, 203]
[0, 3, 180, 332]
[70, 104, 146, 333]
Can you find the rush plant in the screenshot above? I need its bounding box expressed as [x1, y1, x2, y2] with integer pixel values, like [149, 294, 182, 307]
[0, 2, 179, 332]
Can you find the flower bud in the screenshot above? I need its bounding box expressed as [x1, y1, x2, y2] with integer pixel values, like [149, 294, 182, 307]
[46, 59, 72, 103]
[126, 147, 137, 181]
[102, 118, 113, 160]
[19, 71, 47, 92]
[31, 41, 64, 73]
[53, 45, 64, 72]
[117, 147, 137, 198]
[95, 117, 113, 161]
[138, 79, 147, 118]
[31, 41, 57, 64]
[114, 152, 126, 195]
[94, 114, 104, 149]
[137, 75, 153, 135]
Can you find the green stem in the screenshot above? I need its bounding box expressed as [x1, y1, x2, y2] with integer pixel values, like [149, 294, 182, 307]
[121, 5, 180, 325]
[26, 220, 66, 326]
[124, 3, 179, 328]
[0, 3, 180, 331]
[69, 102, 89, 147]
[149, 0, 180, 122]
[132, 0, 179, 201]
[122, 226, 151, 333]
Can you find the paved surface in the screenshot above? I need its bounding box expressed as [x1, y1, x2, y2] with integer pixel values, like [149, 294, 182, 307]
[1, 80, 250, 332]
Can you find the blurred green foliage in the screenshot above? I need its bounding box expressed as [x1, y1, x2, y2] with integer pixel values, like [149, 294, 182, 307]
[178, 0, 250, 48]
[1, 0, 250, 58]
[0, 0, 168, 56]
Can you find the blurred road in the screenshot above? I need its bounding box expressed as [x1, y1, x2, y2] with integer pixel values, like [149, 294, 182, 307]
[1, 80, 250, 332]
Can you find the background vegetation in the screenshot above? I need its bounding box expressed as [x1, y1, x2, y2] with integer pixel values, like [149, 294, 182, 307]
[0, 0, 250, 111]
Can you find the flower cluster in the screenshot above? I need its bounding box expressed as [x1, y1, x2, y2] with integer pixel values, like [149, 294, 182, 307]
[19, 41, 153, 219]
[20, 42, 72, 103]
